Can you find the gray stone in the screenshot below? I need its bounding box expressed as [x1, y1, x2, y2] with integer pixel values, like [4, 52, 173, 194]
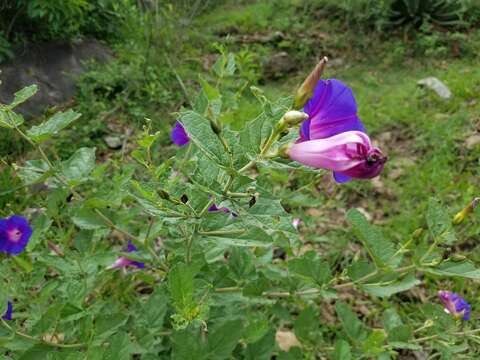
[466, 134, 480, 149]
[0, 39, 112, 117]
[417, 77, 452, 99]
[263, 51, 297, 79]
[104, 135, 123, 149]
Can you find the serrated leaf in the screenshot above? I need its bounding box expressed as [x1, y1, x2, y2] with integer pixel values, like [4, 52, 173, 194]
[72, 208, 106, 230]
[27, 110, 81, 142]
[423, 260, 480, 279]
[333, 339, 351, 360]
[347, 209, 400, 269]
[427, 198, 456, 244]
[362, 329, 385, 356]
[179, 111, 227, 167]
[10, 84, 38, 108]
[361, 273, 419, 297]
[245, 329, 275, 360]
[335, 302, 369, 343]
[169, 263, 198, 323]
[288, 251, 331, 286]
[0, 109, 24, 128]
[205, 319, 243, 359]
[61, 147, 96, 183]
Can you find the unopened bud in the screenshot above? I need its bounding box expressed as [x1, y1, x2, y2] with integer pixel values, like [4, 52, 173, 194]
[157, 189, 170, 201]
[412, 228, 424, 239]
[210, 119, 221, 135]
[452, 197, 480, 225]
[282, 111, 309, 126]
[293, 56, 328, 110]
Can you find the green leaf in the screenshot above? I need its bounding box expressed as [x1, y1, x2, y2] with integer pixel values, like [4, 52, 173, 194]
[202, 226, 274, 248]
[361, 273, 419, 297]
[244, 316, 270, 344]
[10, 84, 38, 108]
[347, 209, 400, 269]
[423, 260, 480, 279]
[103, 332, 136, 360]
[16, 159, 51, 185]
[294, 306, 321, 344]
[225, 53, 236, 76]
[335, 302, 369, 343]
[362, 329, 386, 356]
[0, 286, 8, 315]
[0, 109, 24, 128]
[172, 327, 205, 360]
[427, 198, 456, 244]
[26, 213, 52, 251]
[61, 147, 96, 183]
[288, 251, 331, 286]
[245, 330, 275, 360]
[72, 207, 107, 230]
[333, 339, 352, 360]
[382, 308, 403, 334]
[179, 111, 227, 167]
[27, 109, 81, 142]
[205, 319, 243, 359]
[169, 263, 199, 324]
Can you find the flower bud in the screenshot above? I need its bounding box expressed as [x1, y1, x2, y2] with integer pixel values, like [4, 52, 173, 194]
[293, 56, 328, 110]
[452, 197, 480, 225]
[277, 111, 309, 131]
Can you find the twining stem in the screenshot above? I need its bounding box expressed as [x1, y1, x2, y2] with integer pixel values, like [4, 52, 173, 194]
[1, 319, 84, 349]
[214, 264, 416, 298]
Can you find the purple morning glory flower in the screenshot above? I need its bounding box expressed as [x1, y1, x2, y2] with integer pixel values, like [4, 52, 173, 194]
[108, 240, 145, 270]
[2, 301, 12, 321]
[171, 121, 189, 146]
[0, 215, 33, 256]
[295, 79, 386, 183]
[438, 290, 471, 320]
[208, 203, 238, 218]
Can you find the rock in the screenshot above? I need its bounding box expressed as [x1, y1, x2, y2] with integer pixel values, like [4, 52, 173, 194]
[104, 135, 123, 150]
[263, 52, 297, 79]
[0, 39, 112, 117]
[466, 134, 480, 149]
[275, 330, 301, 351]
[417, 77, 452, 99]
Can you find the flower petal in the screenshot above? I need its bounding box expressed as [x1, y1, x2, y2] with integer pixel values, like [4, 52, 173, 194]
[171, 121, 189, 146]
[304, 79, 366, 140]
[289, 131, 371, 171]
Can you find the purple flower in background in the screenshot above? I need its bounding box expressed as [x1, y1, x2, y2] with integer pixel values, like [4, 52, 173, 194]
[438, 290, 471, 320]
[295, 79, 386, 183]
[289, 131, 386, 181]
[171, 121, 189, 146]
[208, 203, 230, 214]
[0, 215, 32, 256]
[2, 301, 12, 321]
[109, 240, 145, 270]
[292, 218, 301, 229]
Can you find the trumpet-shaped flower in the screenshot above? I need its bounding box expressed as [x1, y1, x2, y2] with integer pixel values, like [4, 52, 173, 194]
[289, 131, 386, 180]
[295, 79, 386, 182]
[438, 290, 471, 320]
[109, 240, 145, 270]
[0, 215, 32, 255]
[171, 121, 189, 146]
[2, 301, 12, 321]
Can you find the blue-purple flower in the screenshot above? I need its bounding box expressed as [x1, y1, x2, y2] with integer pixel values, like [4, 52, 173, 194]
[438, 290, 471, 320]
[171, 121, 189, 146]
[2, 301, 12, 321]
[0, 215, 32, 255]
[109, 240, 145, 270]
[292, 79, 387, 183]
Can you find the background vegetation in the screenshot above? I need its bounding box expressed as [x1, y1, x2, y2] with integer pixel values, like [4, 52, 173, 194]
[1, 0, 480, 358]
